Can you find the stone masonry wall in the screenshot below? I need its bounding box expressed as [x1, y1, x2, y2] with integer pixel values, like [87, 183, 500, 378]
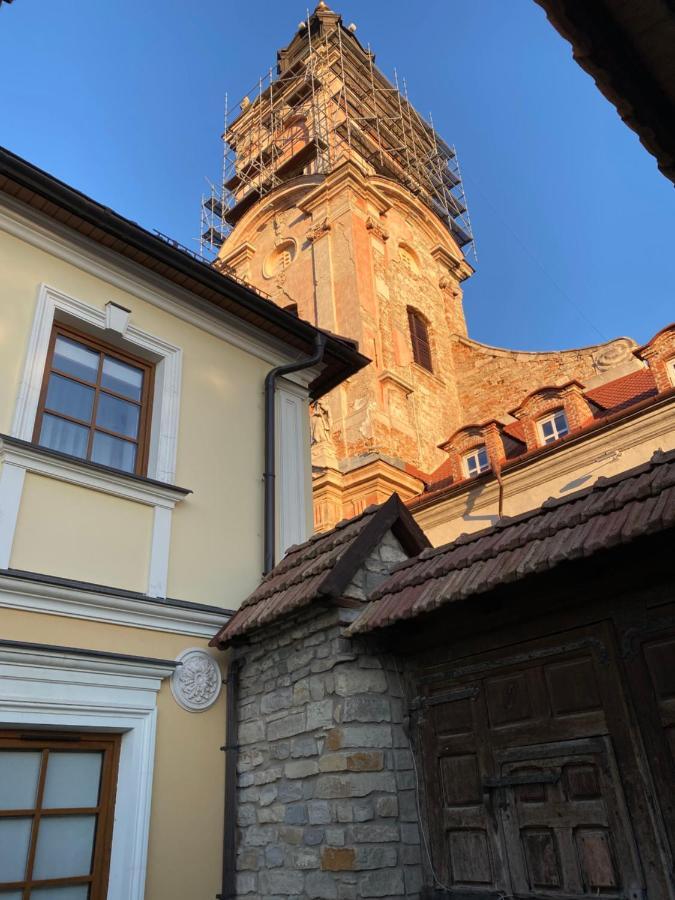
[233, 533, 423, 899]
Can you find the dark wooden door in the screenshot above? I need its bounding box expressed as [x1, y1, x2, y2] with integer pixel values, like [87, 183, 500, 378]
[417, 627, 653, 899]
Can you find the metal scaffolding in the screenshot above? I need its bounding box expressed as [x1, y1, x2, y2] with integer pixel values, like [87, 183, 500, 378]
[200, 13, 475, 261]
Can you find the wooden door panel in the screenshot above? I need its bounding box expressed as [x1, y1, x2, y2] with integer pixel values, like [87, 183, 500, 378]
[496, 740, 642, 898]
[416, 630, 651, 899]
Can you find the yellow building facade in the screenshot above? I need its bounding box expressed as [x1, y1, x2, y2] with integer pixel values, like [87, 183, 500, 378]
[0, 147, 365, 900]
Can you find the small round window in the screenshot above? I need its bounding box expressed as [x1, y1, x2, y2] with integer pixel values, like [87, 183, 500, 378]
[264, 240, 296, 278]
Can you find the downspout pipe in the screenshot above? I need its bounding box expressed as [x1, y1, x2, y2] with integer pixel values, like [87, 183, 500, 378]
[218, 655, 240, 900]
[263, 332, 327, 575]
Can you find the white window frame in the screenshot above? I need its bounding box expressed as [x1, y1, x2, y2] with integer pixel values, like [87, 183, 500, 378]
[0, 642, 175, 900]
[276, 378, 310, 560]
[463, 445, 490, 478]
[1, 284, 185, 597]
[667, 357, 675, 387]
[538, 408, 570, 445]
[12, 283, 182, 483]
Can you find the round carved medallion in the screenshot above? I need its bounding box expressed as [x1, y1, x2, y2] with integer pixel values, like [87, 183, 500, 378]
[171, 649, 222, 712]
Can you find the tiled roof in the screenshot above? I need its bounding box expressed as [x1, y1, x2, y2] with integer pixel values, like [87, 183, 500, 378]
[585, 369, 657, 411]
[210, 494, 429, 647]
[349, 448, 675, 635]
[419, 366, 662, 497]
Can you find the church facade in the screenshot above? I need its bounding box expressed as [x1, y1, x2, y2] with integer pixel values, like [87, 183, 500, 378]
[211, 2, 675, 540]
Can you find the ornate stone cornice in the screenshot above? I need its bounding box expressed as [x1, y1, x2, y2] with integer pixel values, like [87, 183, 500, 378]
[365, 215, 389, 242]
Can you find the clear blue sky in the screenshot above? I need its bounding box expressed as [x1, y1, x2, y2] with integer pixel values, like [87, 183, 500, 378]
[1, 0, 672, 351]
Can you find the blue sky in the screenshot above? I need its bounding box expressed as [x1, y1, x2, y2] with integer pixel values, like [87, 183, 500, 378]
[1, 0, 672, 351]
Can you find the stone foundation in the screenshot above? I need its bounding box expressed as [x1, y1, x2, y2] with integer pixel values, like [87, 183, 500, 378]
[232, 535, 423, 899]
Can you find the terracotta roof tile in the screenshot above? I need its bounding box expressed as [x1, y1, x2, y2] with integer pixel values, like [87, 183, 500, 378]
[586, 369, 657, 411]
[210, 494, 429, 647]
[348, 449, 675, 635]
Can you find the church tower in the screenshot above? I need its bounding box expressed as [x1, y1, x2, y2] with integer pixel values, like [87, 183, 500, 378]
[208, 2, 475, 530]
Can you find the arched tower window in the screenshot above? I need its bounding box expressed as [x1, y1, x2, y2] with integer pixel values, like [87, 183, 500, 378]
[407, 308, 433, 372]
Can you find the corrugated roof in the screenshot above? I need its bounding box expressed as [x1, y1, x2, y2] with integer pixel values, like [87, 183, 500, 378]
[210, 494, 429, 647]
[349, 448, 675, 635]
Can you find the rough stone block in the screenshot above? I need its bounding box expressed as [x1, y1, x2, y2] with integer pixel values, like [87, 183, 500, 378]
[236, 871, 257, 894]
[284, 802, 308, 825]
[325, 826, 346, 846]
[267, 711, 306, 741]
[375, 795, 399, 818]
[291, 734, 318, 758]
[347, 751, 384, 772]
[352, 823, 400, 843]
[260, 687, 292, 714]
[259, 868, 304, 895]
[319, 752, 348, 772]
[359, 868, 405, 897]
[291, 846, 321, 869]
[354, 846, 398, 870]
[335, 668, 387, 696]
[285, 759, 320, 779]
[352, 799, 374, 822]
[306, 870, 339, 899]
[308, 800, 331, 825]
[277, 780, 303, 803]
[307, 699, 334, 730]
[264, 844, 284, 868]
[239, 720, 266, 745]
[303, 826, 325, 846]
[321, 846, 356, 871]
[339, 725, 393, 748]
[341, 696, 391, 723]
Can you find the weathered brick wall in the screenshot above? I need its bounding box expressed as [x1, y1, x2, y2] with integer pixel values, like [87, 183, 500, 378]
[453, 335, 638, 427]
[233, 533, 424, 899]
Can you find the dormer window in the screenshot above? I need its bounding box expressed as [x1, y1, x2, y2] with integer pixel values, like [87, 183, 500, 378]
[538, 409, 569, 445]
[464, 445, 490, 478]
[408, 308, 433, 372]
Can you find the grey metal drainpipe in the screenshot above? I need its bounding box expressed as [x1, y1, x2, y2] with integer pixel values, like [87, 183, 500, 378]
[218, 655, 240, 900]
[263, 332, 326, 575]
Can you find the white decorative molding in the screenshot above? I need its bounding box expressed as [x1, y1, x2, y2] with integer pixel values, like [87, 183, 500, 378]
[0, 201, 319, 389]
[0, 437, 187, 598]
[277, 379, 310, 560]
[0, 643, 175, 900]
[105, 301, 131, 335]
[171, 648, 222, 712]
[0, 572, 229, 638]
[12, 283, 182, 485]
[0, 462, 26, 569]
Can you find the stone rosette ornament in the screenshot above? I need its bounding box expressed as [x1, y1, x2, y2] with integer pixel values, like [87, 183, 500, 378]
[171, 648, 222, 712]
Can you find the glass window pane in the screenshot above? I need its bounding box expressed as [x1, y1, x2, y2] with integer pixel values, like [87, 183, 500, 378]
[101, 356, 143, 401]
[33, 815, 96, 880]
[555, 411, 569, 436]
[45, 375, 94, 423]
[43, 753, 102, 810]
[0, 751, 41, 810]
[91, 432, 136, 473]
[53, 336, 99, 383]
[31, 887, 89, 900]
[39, 415, 89, 459]
[96, 393, 140, 439]
[0, 892, 24, 899]
[0, 817, 31, 882]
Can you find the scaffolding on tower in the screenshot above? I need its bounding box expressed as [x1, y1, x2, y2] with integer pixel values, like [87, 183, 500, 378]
[199, 11, 476, 262]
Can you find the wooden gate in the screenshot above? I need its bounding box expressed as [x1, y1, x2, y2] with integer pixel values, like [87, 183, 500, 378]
[415, 620, 674, 899]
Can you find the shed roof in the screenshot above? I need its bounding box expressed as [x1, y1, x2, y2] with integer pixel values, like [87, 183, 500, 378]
[210, 493, 429, 648]
[349, 448, 675, 635]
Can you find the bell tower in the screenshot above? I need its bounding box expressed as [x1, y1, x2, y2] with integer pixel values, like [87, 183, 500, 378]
[208, 2, 475, 530]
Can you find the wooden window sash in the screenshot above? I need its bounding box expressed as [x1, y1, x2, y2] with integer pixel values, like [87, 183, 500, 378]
[33, 323, 155, 476]
[408, 309, 433, 372]
[0, 730, 120, 900]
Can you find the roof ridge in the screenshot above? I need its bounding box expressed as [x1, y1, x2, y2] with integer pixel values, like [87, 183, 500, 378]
[368, 448, 675, 591]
